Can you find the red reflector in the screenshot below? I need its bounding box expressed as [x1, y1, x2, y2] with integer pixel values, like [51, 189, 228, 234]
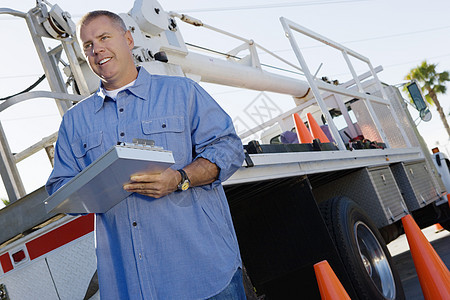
[26, 214, 94, 260]
[0, 253, 13, 273]
[12, 250, 26, 263]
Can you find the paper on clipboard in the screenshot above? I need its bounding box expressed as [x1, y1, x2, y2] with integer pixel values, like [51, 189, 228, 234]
[44, 144, 174, 214]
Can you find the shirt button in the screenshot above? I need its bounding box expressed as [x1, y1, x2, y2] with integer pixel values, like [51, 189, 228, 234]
[119, 108, 124, 112]
[132, 221, 137, 227]
[139, 253, 142, 260]
[162, 123, 166, 128]
[120, 132, 125, 137]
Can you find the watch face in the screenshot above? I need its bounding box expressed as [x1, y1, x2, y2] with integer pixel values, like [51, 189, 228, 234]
[181, 181, 190, 191]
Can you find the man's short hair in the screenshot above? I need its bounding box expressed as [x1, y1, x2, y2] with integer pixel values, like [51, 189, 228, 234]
[77, 10, 127, 33]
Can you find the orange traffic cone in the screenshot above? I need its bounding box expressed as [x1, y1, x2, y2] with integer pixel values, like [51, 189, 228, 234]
[447, 193, 450, 208]
[307, 113, 330, 143]
[435, 223, 444, 233]
[401, 214, 450, 300]
[314, 260, 351, 300]
[293, 113, 313, 144]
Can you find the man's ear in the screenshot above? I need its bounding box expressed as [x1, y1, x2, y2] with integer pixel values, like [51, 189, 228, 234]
[125, 30, 134, 50]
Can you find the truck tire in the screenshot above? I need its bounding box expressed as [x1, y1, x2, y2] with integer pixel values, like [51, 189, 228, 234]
[319, 196, 405, 300]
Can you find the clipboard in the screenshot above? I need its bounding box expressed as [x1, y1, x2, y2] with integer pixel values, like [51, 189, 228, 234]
[44, 144, 174, 214]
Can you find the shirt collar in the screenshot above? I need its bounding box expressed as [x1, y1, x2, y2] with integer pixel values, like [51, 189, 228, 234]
[93, 67, 152, 113]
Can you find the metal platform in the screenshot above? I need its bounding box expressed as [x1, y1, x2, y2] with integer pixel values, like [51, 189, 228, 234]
[226, 147, 424, 185]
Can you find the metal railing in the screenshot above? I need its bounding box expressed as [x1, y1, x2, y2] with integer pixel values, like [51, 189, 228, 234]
[0, 3, 86, 202]
[279, 17, 412, 151]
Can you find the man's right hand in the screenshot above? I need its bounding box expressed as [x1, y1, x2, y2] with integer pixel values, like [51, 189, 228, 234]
[123, 168, 180, 198]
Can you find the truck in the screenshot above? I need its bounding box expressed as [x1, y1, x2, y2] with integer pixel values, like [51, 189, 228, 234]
[0, 0, 449, 299]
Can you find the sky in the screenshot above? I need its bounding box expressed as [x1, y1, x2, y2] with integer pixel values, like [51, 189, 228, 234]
[1, 0, 450, 204]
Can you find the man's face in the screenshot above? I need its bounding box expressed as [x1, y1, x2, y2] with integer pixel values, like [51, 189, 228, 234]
[79, 16, 136, 90]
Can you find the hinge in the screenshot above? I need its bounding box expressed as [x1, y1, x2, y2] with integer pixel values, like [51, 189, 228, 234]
[400, 201, 409, 214]
[420, 194, 427, 205]
[386, 207, 395, 221]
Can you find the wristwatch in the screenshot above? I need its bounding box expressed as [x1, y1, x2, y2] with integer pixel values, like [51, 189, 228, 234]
[177, 169, 190, 191]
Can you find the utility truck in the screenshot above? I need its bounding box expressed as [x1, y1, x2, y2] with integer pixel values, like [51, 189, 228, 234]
[0, 1, 449, 299]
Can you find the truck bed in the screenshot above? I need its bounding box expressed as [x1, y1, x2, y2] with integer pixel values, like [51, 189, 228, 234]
[0, 146, 425, 246]
[227, 146, 424, 185]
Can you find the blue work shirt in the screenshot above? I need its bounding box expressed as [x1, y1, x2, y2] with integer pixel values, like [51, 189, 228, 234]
[46, 67, 245, 299]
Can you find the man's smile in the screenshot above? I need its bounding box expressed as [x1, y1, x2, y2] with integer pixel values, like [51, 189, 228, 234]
[98, 57, 112, 65]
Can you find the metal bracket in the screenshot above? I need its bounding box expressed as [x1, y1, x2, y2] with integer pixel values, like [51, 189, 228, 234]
[400, 201, 409, 214]
[386, 207, 395, 221]
[0, 284, 9, 300]
[244, 149, 254, 168]
[132, 138, 155, 147]
[420, 194, 427, 205]
[380, 174, 386, 184]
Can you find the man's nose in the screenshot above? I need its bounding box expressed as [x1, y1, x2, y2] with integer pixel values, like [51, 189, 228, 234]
[93, 43, 105, 54]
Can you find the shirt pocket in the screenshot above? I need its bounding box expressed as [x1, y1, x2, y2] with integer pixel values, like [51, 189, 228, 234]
[141, 116, 187, 164]
[71, 131, 103, 168]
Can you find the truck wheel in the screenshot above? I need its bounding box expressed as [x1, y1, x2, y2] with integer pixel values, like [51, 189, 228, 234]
[319, 196, 405, 300]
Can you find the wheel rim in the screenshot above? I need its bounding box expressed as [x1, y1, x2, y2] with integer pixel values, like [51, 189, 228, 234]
[354, 221, 396, 299]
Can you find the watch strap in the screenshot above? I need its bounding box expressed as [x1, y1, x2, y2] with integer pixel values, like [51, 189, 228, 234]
[177, 169, 190, 191]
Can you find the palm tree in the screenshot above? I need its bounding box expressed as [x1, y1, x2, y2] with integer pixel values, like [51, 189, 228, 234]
[405, 60, 450, 138]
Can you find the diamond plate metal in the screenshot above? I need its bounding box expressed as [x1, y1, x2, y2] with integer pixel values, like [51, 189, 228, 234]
[368, 167, 407, 220]
[0, 233, 96, 300]
[313, 166, 407, 227]
[383, 86, 420, 147]
[0, 259, 59, 299]
[46, 233, 97, 300]
[350, 100, 383, 143]
[372, 102, 406, 148]
[429, 165, 447, 197]
[349, 85, 422, 149]
[391, 161, 440, 211]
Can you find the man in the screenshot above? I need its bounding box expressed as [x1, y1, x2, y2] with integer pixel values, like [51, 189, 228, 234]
[46, 10, 246, 299]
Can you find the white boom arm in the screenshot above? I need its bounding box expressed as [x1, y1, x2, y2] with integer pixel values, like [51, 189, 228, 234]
[108, 0, 312, 99]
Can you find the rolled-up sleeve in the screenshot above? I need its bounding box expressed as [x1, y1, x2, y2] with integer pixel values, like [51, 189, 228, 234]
[45, 115, 81, 195]
[189, 83, 244, 185]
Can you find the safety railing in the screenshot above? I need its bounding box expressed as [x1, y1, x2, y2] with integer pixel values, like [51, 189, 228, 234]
[279, 17, 412, 151]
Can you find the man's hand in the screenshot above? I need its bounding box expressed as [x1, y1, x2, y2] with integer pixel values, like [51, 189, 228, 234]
[123, 168, 180, 198]
[123, 158, 219, 198]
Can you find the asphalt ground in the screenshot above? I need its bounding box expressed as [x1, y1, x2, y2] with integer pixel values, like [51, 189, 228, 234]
[387, 225, 450, 300]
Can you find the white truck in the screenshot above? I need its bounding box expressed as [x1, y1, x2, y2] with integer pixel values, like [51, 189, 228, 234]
[0, 1, 449, 299]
